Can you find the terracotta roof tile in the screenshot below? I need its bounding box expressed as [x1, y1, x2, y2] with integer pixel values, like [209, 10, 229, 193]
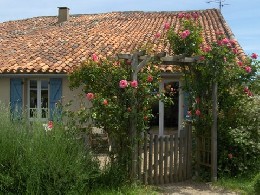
[0, 9, 245, 74]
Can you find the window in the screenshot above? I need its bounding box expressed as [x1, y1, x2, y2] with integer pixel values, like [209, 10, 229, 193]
[150, 79, 185, 136]
[28, 80, 49, 120]
[163, 81, 179, 129]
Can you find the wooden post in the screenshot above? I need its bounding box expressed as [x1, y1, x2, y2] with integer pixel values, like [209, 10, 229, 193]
[129, 52, 151, 181]
[130, 53, 138, 180]
[211, 82, 218, 182]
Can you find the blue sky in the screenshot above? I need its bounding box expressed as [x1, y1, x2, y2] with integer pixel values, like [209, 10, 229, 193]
[0, 0, 259, 56]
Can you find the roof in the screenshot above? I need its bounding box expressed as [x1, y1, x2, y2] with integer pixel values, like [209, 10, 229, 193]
[0, 9, 245, 74]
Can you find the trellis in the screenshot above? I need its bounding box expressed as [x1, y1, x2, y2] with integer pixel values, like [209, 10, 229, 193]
[117, 51, 218, 182]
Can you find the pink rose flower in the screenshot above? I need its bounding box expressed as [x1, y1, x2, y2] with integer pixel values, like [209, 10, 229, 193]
[147, 75, 153, 82]
[103, 99, 108, 106]
[48, 121, 53, 129]
[217, 40, 223, 46]
[180, 30, 190, 39]
[244, 86, 249, 93]
[199, 56, 205, 61]
[191, 12, 199, 19]
[86, 93, 94, 101]
[130, 80, 138, 88]
[195, 109, 201, 116]
[227, 43, 232, 48]
[126, 60, 131, 65]
[232, 48, 238, 54]
[229, 39, 236, 46]
[185, 13, 191, 20]
[245, 66, 252, 73]
[222, 38, 230, 45]
[216, 31, 224, 35]
[202, 45, 211, 53]
[177, 13, 185, 18]
[119, 80, 128, 88]
[155, 32, 161, 39]
[251, 53, 258, 59]
[184, 30, 191, 36]
[243, 87, 253, 96]
[92, 54, 99, 62]
[228, 153, 233, 159]
[164, 22, 170, 30]
[237, 61, 243, 66]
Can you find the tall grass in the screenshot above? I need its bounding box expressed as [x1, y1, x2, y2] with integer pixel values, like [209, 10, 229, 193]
[0, 104, 158, 194]
[0, 104, 100, 194]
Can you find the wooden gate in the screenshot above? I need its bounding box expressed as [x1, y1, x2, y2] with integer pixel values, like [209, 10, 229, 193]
[136, 124, 192, 185]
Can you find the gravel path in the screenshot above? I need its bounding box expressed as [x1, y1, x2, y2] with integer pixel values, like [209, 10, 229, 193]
[157, 180, 240, 195]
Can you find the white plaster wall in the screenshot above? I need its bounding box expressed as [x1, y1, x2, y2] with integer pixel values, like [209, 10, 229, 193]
[0, 78, 10, 107]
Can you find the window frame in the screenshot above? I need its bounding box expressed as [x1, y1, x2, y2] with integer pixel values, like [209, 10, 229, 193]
[27, 79, 49, 121]
[157, 77, 184, 136]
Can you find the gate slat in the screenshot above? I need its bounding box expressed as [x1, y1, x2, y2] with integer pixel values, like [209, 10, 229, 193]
[137, 140, 142, 180]
[179, 131, 183, 181]
[148, 133, 153, 184]
[154, 135, 159, 185]
[143, 132, 148, 184]
[164, 136, 169, 184]
[138, 124, 193, 185]
[174, 133, 178, 182]
[169, 135, 174, 182]
[159, 136, 164, 184]
[183, 129, 187, 179]
[187, 125, 192, 179]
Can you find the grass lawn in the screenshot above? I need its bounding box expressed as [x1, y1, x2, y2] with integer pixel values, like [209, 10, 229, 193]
[90, 183, 158, 195]
[215, 175, 258, 195]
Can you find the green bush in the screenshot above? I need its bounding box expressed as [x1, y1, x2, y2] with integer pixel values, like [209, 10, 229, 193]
[0, 104, 100, 194]
[218, 96, 260, 177]
[253, 173, 260, 194]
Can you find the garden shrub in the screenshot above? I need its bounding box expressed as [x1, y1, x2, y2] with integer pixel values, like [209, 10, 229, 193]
[0, 104, 100, 194]
[253, 172, 260, 194]
[68, 57, 167, 179]
[164, 12, 260, 179]
[218, 95, 260, 176]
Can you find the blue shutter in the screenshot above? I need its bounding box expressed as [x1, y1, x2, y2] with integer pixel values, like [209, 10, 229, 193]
[49, 78, 62, 121]
[10, 78, 23, 120]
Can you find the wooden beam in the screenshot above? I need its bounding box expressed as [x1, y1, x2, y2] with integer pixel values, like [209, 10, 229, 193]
[135, 56, 151, 74]
[117, 53, 132, 60]
[160, 56, 198, 64]
[117, 53, 198, 65]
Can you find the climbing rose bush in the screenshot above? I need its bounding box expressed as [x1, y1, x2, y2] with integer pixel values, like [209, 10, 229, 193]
[69, 57, 169, 172]
[165, 12, 260, 177]
[167, 12, 203, 56]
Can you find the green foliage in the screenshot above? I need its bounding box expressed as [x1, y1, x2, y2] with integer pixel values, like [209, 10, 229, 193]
[167, 17, 203, 56]
[253, 173, 260, 194]
[218, 96, 260, 176]
[166, 12, 260, 178]
[92, 163, 129, 190]
[69, 59, 162, 133]
[0, 104, 100, 194]
[216, 175, 255, 194]
[69, 57, 167, 175]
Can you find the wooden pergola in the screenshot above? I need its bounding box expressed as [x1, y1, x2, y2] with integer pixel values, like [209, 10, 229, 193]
[117, 51, 218, 182]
